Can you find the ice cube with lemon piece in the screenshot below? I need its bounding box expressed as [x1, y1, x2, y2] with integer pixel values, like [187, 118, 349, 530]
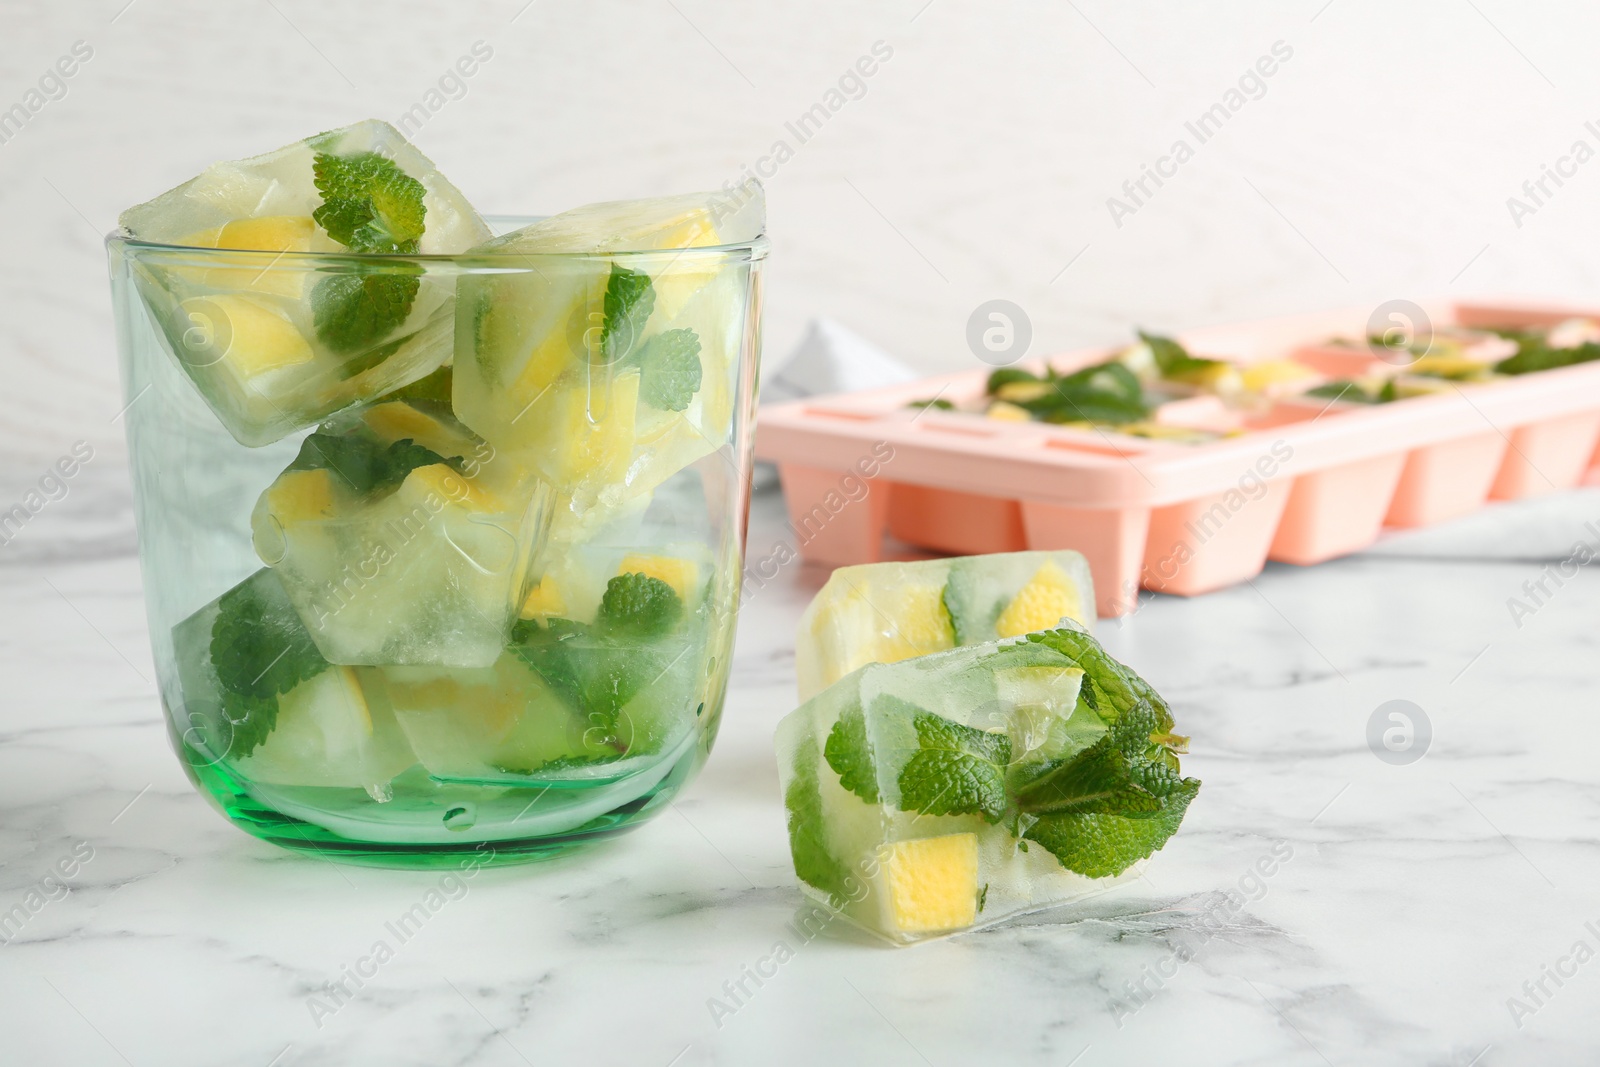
[250, 395, 546, 668]
[119, 119, 491, 446]
[796, 551, 1095, 701]
[776, 624, 1198, 944]
[452, 187, 764, 513]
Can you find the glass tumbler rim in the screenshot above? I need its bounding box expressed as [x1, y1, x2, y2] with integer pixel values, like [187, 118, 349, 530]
[106, 213, 770, 270]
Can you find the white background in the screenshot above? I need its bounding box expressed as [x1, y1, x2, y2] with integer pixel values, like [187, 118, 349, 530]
[4, 0, 1600, 534]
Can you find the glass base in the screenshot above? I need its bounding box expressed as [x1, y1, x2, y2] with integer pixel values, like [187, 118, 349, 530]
[180, 735, 703, 869]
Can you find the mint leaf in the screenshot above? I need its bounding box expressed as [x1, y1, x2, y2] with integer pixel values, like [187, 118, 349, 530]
[787, 733, 855, 903]
[1137, 330, 1223, 382]
[311, 151, 426, 254]
[896, 709, 1012, 823]
[1023, 779, 1199, 879]
[209, 569, 329, 757]
[986, 366, 1042, 394]
[1495, 340, 1600, 375]
[510, 617, 666, 743]
[1024, 627, 1176, 736]
[598, 573, 683, 636]
[311, 267, 422, 354]
[287, 430, 460, 496]
[628, 328, 703, 411]
[998, 360, 1149, 425]
[382, 364, 454, 406]
[824, 701, 879, 804]
[600, 263, 655, 363]
[1015, 694, 1200, 876]
[310, 151, 428, 353]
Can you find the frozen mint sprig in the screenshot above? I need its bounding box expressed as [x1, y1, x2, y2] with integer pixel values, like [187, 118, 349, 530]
[818, 626, 1199, 879]
[209, 571, 330, 757]
[309, 151, 428, 353]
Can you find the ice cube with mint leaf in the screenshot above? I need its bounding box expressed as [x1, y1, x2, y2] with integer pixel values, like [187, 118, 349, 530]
[119, 119, 490, 446]
[775, 624, 1197, 944]
[171, 568, 415, 792]
[249, 393, 545, 669]
[452, 186, 764, 526]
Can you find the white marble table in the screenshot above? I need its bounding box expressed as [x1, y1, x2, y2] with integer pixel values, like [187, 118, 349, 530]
[4, 481, 1600, 1067]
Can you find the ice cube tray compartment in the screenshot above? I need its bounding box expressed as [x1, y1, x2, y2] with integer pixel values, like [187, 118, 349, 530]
[756, 301, 1600, 616]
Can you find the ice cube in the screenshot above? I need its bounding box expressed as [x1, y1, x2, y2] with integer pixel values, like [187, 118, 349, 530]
[171, 568, 415, 791]
[775, 625, 1198, 944]
[452, 187, 764, 513]
[249, 393, 546, 668]
[509, 554, 715, 760]
[119, 120, 491, 447]
[365, 654, 617, 783]
[795, 551, 1095, 701]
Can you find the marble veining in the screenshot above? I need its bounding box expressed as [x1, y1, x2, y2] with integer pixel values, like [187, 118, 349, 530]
[4, 481, 1600, 1066]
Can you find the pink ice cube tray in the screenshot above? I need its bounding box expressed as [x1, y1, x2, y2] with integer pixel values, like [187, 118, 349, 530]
[755, 301, 1600, 616]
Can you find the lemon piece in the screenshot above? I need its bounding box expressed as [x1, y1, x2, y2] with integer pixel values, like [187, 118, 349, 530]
[561, 370, 640, 485]
[619, 554, 700, 601]
[986, 400, 1033, 422]
[995, 560, 1084, 638]
[182, 293, 314, 379]
[262, 468, 338, 523]
[360, 402, 478, 458]
[519, 577, 567, 620]
[214, 215, 316, 252]
[1240, 359, 1316, 393]
[994, 380, 1053, 403]
[877, 834, 980, 934]
[1408, 355, 1492, 381]
[400, 463, 501, 512]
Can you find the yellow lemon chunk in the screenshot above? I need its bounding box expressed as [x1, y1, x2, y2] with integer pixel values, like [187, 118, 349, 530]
[561, 370, 641, 485]
[261, 467, 338, 523]
[995, 560, 1084, 638]
[400, 463, 501, 512]
[1408, 355, 1492, 381]
[994, 380, 1054, 404]
[214, 215, 316, 252]
[360, 402, 478, 458]
[1240, 359, 1316, 393]
[877, 834, 980, 934]
[519, 577, 567, 620]
[181, 293, 315, 379]
[985, 400, 1033, 422]
[619, 554, 700, 601]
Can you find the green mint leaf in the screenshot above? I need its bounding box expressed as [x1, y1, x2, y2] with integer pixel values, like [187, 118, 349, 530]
[381, 364, 454, 406]
[628, 328, 703, 411]
[1495, 340, 1600, 375]
[1023, 778, 1200, 879]
[985, 366, 1042, 394]
[311, 267, 422, 354]
[511, 617, 665, 743]
[1137, 330, 1223, 382]
[287, 430, 460, 496]
[1024, 627, 1177, 736]
[896, 710, 1012, 823]
[598, 573, 683, 636]
[1011, 360, 1150, 425]
[311, 151, 426, 254]
[824, 701, 879, 804]
[209, 569, 330, 757]
[787, 733, 855, 903]
[600, 263, 656, 363]
[908, 398, 956, 411]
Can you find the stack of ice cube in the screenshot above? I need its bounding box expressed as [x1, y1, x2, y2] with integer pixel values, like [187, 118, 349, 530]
[133, 122, 763, 798]
[778, 554, 1198, 945]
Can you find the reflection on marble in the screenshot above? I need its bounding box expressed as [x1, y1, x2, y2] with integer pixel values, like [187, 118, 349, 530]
[4, 483, 1600, 1067]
